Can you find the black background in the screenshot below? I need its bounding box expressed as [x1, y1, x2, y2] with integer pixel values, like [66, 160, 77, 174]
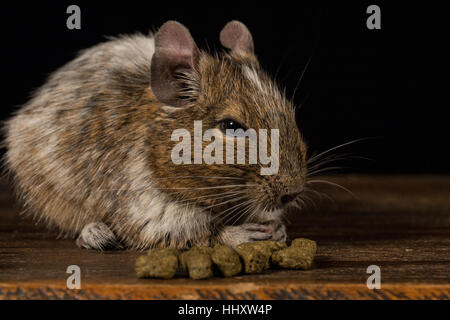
[1, 1, 448, 174]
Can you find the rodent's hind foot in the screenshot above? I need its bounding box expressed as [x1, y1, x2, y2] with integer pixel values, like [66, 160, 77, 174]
[76, 222, 122, 251]
[218, 222, 287, 248]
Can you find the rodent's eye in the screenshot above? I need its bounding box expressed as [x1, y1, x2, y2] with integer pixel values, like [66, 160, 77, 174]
[219, 118, 248, 135]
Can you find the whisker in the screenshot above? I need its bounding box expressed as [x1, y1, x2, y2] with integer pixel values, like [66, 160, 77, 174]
[175, 190, 246, 205]
[292, 199, 303, 210]
[100, 184, 255, 193]
[290, 54, 313, 104]
[307, 154, 374, 173]
[307, 138, 372, 165]
[147, 184, 256, 191]
[229, 200, 258, 226]
[304, 187, 335, 204]
[221, 199, 256, 223]
[307, 153, 352, 171]
[306, 179, 356, 199]
[281, 211, 292, 225]
[202, 195, 248, 211]
[173, 192, 245, 209]
[151, 176, 246, 181]
[303, 194, 317, 210]
[217, 199, 256, 225]
[229, 201, 255, 226]
[307, 166, 344, 177]
[295, 197, 308, 210]
[245, 203, 264, 224]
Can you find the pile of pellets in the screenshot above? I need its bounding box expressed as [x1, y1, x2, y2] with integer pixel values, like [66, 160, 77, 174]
[135, 238, 317, 280]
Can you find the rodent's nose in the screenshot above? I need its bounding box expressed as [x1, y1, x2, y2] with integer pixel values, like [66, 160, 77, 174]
[280, 192, 300, 205]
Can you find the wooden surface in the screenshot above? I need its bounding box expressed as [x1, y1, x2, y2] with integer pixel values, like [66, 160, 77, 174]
[0, 175, 449, 300]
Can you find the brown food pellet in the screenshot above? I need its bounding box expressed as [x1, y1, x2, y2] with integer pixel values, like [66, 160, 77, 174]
[135, 248, 179, 279]
[211, 245, 242, 277]
[272, 238, 317, 270]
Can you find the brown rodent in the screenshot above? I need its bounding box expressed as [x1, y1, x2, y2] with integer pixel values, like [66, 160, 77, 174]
[3, 21, 307, 250]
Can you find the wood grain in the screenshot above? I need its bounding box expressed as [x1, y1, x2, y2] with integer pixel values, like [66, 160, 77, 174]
[0, 175, 449, 300]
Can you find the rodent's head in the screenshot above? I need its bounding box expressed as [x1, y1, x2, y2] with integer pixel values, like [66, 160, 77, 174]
[147, 21, 307, 224]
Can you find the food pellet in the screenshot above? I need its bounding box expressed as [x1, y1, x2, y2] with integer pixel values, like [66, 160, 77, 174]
[211, 245, 242, 277]
[271, 238, 317, 270]
[247, 241, 288, 269]
[179, 246, 213, 272]
[181, 247, 214, 280]
[135, 248, 179, 279]
[235, 243, 270, 274]
[135, 238, 317, 279]
[291, 238, 317, 253]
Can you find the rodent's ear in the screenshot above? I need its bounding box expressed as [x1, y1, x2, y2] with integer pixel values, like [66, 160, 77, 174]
[220, 21, 255, 56]
[151, 21, 200, 107]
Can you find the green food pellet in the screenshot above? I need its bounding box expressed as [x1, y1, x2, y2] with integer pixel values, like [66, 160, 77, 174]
[135, 239, 318, 279]
[235, 243, 269, 274]
[272, 239, 317, 270]
[181, 247, 214, 280]
[191, 246, 214, 255]
[291, 238, 317, 253]
[135, 248, 179, 279]
[249, 241, 288, 269]
[211, 245, 242, 277]
[179, 246, 213, 273]
[236, 241, 287, 270]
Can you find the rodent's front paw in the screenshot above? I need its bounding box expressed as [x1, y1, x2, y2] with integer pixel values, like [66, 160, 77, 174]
[76, 222, 122, 251]
[218, 222, 287, 248]
[260, 221, 287, 242]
